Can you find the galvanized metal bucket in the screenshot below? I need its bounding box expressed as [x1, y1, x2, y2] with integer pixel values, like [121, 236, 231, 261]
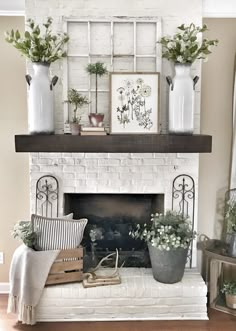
[148, 243, 188, 284]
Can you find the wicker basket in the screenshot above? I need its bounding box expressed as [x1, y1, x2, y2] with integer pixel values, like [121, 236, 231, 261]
[45, 247, 83, 285]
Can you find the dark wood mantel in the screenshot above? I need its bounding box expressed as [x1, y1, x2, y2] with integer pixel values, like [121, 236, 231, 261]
[15, 134, 212, 153]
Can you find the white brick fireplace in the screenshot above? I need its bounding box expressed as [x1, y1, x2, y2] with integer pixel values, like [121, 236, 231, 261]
[26, 0, 207, 321]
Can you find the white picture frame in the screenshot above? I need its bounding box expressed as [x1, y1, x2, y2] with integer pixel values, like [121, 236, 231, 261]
[110, 72, 160, 134]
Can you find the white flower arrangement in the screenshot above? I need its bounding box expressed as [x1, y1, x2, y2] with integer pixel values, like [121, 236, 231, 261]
[130, 210, 196, 251]
[159, 23, 218, 64]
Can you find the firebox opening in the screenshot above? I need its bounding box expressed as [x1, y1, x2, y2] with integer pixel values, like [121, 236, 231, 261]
[64, 193, 164, 268]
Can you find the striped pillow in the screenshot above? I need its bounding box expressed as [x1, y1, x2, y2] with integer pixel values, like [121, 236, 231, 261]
[31, 214, 88, 251]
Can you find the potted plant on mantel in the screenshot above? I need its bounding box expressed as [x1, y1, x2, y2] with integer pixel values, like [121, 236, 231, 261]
[159, 23, 218, 134]
[65, 88, 89, 135]
[130, 210, 196, 284]
[221, 281, 236, 309]
[86, 62, 108, 127]
[5, 17, 69, 135]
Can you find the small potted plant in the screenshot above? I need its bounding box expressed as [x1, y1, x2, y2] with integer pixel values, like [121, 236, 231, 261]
[65, 88, 89, 135]
[5, 17, 69, 134]
[221, 281, 236, 309]
[130, 210, 196, 283]
[86, 62, 108, 127]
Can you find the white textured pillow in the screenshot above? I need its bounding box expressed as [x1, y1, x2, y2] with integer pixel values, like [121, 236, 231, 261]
[31, 214, 87, 251]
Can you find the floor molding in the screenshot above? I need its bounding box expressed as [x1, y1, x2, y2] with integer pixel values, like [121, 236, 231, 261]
[0, 282, 10, 294]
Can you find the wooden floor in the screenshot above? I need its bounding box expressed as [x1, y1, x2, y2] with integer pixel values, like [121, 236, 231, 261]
[0, 294, 236, 331]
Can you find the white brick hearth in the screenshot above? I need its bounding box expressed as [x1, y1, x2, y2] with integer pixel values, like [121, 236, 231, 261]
[36, 268, 208, 321]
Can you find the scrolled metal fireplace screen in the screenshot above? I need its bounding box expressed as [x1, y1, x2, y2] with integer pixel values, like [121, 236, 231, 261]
[35, 175, 59, 218]
[172, 174, 195, 268]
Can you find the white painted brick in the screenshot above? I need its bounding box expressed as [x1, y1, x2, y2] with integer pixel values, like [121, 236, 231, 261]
[121, 159, 143, 166]
[39, 153, 62, 158]
[63, 165, 85, 172]
[130, 165, 154, 173]
[143, 158, 166, 166]
[111, 166, 131, 173]
[131, 153, 154, 158]
[62, 173, 75, 179]
[30, 165, 40, 172]
[85, 153, 109, 159]
[98, 159, 120, 166]
[77, 159, 98, 167]
[40, 165, 64, 172]
[71, 153, 85, 158]
[98, 172, 120, 180]
[57, 158, 75, 165]
[62, 186, 76, 193]
[141, 173, 155, 180]
[108, 153, 131, 159]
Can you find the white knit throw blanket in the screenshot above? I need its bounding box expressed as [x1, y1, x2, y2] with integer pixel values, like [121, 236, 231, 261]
[7, 244, 59, 325]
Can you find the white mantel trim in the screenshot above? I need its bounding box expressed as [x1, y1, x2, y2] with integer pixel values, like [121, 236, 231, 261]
[204, 11, 236, 18]
[0, 10, 25, 16]
[203, 0, 236, 18]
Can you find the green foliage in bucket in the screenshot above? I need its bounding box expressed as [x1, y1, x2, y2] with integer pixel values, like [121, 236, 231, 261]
[130, 210, 196, 251]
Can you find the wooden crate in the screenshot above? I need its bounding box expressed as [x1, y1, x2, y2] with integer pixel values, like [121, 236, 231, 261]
[45, 247, 83, 286]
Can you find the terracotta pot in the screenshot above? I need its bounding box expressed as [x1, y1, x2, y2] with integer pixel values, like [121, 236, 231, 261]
[89, 113, 104, 127]
[226, 294, 236, 309]
[70, 123, 81, 135]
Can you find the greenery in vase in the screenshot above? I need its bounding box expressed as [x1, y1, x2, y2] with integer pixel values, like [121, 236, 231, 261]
[12, 221, 37, 248]
[159, 23, 218, 64]
[224, 200, 236, 233]
[85, 62, 108, 114]
[221, 281, 236, 295]
[5, 17, 69, 64]
[65, 88, 89, 123]
[129, 210, 197, 251]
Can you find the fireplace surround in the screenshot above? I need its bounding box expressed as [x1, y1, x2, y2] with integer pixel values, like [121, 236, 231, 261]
[23, 0, 207, 322]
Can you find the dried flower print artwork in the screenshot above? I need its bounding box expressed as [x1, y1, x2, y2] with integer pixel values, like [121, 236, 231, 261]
[111, 73, 159, 134]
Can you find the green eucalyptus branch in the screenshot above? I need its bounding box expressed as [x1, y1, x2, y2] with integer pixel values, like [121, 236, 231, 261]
[5, 17, 69, 64]
[159, 23, 218, 64]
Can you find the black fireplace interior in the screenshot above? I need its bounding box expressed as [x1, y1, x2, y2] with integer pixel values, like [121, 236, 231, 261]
[64, 193, 164, 269]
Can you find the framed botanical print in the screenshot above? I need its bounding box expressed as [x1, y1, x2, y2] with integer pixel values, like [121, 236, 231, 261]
[110, 72, 160, 134]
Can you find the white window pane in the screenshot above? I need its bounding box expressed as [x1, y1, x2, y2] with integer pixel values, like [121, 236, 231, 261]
[114, 23, 133, 55]
[68, 22, 88, 55]
[136, 23, 156, 55]
[90, 23, 111, 55]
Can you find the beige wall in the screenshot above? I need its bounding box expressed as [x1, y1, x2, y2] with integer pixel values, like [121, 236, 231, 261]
[0, 17, 30, 282]
[198, 18, 236, 270]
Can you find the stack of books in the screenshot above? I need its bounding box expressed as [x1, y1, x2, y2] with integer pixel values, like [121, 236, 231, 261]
[80, 126, 107, 136]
